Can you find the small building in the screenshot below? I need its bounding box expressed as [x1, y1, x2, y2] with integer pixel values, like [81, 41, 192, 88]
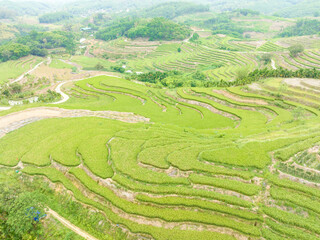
[81, 27, 92, 32]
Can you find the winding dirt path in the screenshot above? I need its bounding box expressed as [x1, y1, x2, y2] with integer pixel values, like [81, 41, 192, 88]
[47, 208, 99, 240]
[271, 59, 277, 70]
[53, 81, 72, 105]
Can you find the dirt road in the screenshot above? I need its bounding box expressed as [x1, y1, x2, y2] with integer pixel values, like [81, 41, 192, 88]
[52, 73, 120, 105]
[0, 107, 150, 138]
[47, 208, 99, 240]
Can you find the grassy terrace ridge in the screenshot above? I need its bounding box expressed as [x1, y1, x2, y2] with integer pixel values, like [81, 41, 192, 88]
[1, 73, 320, 239]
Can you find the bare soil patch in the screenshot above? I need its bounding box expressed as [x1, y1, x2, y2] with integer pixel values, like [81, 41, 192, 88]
[213, 89, 267, 105]
[283, 78, 320, 92]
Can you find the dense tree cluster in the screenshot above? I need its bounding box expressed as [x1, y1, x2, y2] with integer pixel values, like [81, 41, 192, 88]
[17, 31, 76, 51]
[214, 67, 320, 87]
[0, 178, 45, 239]
[248, 67, 320, 79]
[279, 19, 320, 37]
[130, 70, 210, 88]
[127, 18, 191, 41]
[0, 31, 76, 62]
[233, 9, 260, 16]
[130, 67, 320, 88]
[95, 18, 136, 41]
[131, 71, 177, 83]
[204, 15, 247, 38]
[0, 43, 30, 62]
[39, 12, 73, 24]
[96, 17, 191, 41]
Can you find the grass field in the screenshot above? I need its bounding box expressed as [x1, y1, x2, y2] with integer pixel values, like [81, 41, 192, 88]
[49, 59, 74, 69]
[1, 74, 320, 239]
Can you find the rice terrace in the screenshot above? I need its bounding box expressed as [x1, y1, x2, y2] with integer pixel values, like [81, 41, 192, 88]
[1, 0, 320, 239]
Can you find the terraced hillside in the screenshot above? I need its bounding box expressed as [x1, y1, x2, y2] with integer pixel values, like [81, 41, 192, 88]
[0, 56, 43, 84]
[1, 75, 320, 239]
[74, 34, 320, 84]
[127, 37, 260, 81]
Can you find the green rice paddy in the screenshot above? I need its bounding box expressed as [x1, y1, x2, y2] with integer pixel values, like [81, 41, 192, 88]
[1, 74, 320, 239]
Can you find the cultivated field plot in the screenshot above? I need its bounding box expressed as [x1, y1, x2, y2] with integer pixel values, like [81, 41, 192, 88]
[127, 37, 260, 81]
[0, 56, 43, 84]
[69, 35, 320, 83]
[1, 75, 320, 239]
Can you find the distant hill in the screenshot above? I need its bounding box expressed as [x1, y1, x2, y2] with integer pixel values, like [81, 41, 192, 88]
[62, 0, 167, 15]
[200, 0, 320, 17]
[141, 2, 209, 19]
[277, 0, 320, 17]
[0, 23, 18, 42]
[0, 0, 51, 16]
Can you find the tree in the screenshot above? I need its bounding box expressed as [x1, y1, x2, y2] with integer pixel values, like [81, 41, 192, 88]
[192, 71, 206, 81]
[2, 89, 10, 97]
[30, 47, 48, 57]
[177, 47, 181, 53]
[278, 83, 288, 94]
[6, 192, 45, 237]
[293, 107, 304, 121]
[95, 63, 104, 70]
[289, 44, 304, 57]
[10, 83, 22, 94]
[0, 181, 45, 239]
[65, 41, 76, 55]
[112, 66, 125, 73]
[260, 54, 272, 65]
[236, 67, 249, 81]
[63, 24, 73, 32]
[190, 33, 199, 42]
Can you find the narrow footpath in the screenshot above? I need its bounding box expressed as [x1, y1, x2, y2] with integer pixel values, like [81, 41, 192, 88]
[47, 208, 99, 240]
